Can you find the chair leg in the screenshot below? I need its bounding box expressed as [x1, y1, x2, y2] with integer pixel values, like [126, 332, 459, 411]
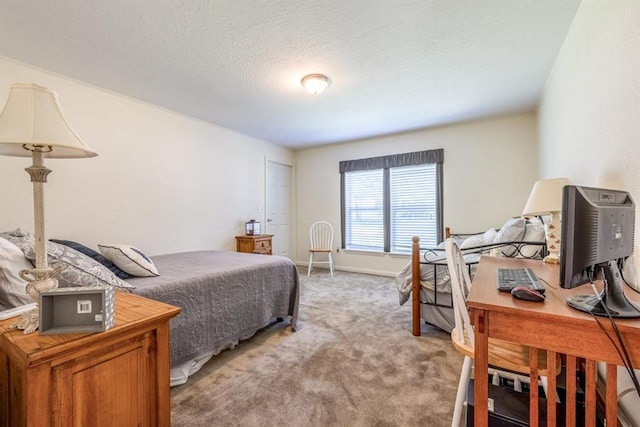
[307, 253, 313, 276]
[540, 375, 559, 402]
[452, 356, 472, 427]
[328, 252, 334, 277]
[540, 376, 547, 395]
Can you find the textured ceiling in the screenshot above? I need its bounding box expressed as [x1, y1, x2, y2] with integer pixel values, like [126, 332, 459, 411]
[0, 1, 581, 149]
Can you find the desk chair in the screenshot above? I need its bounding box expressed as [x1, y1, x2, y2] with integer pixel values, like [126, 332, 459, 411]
[445, 238, 559, 427]
[308, 221, 335, 277]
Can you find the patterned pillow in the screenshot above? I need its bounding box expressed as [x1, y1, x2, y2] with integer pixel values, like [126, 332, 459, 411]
[98, 244, 159, 277]
[50, 239, 133, 280]
[0, 230, 135, 291]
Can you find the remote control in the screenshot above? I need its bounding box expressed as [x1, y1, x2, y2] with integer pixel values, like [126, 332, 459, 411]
[0, 303, 37, 320]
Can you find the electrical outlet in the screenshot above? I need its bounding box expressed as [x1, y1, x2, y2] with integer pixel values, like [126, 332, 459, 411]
[77, 300, 92, 314]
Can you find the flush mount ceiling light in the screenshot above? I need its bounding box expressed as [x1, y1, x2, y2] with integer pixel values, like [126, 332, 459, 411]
[301, 74, 330, 95]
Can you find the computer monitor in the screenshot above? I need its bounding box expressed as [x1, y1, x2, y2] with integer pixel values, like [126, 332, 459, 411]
[560, 185, 640, 318]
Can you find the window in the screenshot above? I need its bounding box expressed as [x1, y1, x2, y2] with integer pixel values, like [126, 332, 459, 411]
[340, 149, 443, 253]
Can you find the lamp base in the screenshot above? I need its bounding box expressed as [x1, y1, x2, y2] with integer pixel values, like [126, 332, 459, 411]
[12, 308, 41, 334]
[543, 212, 562, 265]
[14, 265, 62, 334]
[543, 253, 560, 264]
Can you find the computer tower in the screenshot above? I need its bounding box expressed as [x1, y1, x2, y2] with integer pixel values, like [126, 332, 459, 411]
[466, 374, 603, 427]
[466, 378, 546, 427]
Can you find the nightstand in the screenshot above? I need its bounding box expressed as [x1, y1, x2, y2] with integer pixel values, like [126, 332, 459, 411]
[236, 234, 273, 255]
[0, 292, 180, 427]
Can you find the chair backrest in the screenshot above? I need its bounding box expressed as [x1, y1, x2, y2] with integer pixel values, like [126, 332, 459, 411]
[445, 238, 475, 348]
[309, 221, 334, 250]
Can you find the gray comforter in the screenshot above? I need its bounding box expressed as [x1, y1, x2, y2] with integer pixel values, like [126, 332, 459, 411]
[127, 250, 299, 366]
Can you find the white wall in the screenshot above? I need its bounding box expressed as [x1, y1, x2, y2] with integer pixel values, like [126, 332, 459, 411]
[295, 113, 539, 276]
[0, 57, 295, 255]
[538, 3, 640, 423]
[538, 0, 640, 277]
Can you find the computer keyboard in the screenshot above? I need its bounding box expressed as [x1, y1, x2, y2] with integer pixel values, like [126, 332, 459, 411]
[496, 268, 545, 293]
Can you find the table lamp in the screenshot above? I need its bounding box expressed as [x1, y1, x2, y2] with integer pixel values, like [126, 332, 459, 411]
[521, 177, 572, 264]
[0, 83, 97, 333]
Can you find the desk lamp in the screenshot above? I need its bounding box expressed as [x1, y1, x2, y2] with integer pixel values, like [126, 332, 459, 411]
[521, 177, 572, 264]
[0, 83, 97, 333]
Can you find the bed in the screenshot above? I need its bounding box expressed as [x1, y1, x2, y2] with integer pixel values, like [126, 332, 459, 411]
[0, 229, 299, 386]
[395, 218, 547, 335]
[128, 250, 300, 386]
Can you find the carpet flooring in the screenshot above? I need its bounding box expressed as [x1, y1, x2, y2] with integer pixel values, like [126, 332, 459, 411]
[170, 269, 462, 426]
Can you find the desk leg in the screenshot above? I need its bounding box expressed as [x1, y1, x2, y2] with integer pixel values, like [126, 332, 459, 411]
[566, 356, 577, 426]
[473, 308, 489, 427]
[585, 359, 597, 426]
[529, 347, 540, 427]
[605, 363, 618, 426]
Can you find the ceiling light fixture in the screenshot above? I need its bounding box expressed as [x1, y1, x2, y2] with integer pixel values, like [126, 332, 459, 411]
[301, 74, 330, 95]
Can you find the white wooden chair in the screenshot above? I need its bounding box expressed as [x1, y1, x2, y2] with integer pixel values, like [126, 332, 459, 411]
[308, 221, 335, 277]
[445, 238, 558, 427]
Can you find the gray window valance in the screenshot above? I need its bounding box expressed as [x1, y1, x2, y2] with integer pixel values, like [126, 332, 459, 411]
[339, 149, 444, 173]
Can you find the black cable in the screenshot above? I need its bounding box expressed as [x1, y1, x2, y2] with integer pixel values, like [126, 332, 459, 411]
[620, 261, 640, 295]
[536, 276, 557, 290]
[591, 313, 640, 397]
[622, 275, 640, 293]
[556, 267, 640, 397]
[591, 269, 640, 398]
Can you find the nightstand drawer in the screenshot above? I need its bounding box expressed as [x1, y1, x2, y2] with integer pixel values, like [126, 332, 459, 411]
[254, 238, 271, 251]
[236, 234, 273, 255]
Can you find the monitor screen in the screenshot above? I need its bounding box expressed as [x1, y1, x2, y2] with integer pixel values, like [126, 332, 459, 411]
[560, 185, 639, 317]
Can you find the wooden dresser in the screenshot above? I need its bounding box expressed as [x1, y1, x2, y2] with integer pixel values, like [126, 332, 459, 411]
[236, 234, 273, 255]
[0, 292, 180, 427]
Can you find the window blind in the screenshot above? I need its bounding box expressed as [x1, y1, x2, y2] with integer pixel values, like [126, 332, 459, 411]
[344, 169, 384, 251]
[390, 164, 438, 252]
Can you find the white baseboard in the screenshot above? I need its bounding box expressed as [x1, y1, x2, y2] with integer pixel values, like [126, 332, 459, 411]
[296, 262, 396, 278]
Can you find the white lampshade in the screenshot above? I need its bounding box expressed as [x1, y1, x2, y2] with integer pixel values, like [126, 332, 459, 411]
[301, 74, 330, 95]
[0, 83, 97, 158]
[522, 178, 572, 216]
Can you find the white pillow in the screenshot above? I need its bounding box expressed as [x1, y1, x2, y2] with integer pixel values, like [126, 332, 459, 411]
[482, 228, 497, 245]
[494, 218, 526, 243]
[493, 217, 526, 256]
[98, 244, 159, 277]
[460, 233, 484, 249]
[0, 237, 35, 310]
[523, 217, 545, 241]
[520, 218, 546, 258]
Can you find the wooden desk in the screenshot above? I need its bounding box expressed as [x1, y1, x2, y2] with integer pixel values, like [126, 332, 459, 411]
[466, 256, 640, 426]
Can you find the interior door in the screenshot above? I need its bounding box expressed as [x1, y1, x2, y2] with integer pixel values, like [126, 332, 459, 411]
[266, 161, 292, 258]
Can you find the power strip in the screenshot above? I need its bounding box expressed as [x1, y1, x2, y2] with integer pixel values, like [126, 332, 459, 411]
[0, 303, 37, 320]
